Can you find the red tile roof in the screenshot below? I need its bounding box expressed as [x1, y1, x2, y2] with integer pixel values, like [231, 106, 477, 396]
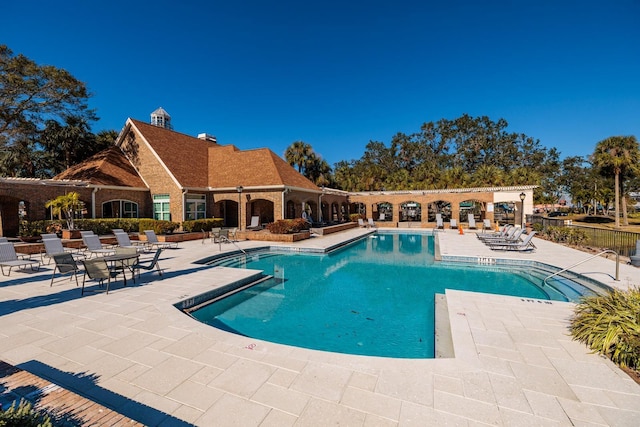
[130, 118, 319, 191]
[54, 146, 147, 187]
[129, 119, 211, 188]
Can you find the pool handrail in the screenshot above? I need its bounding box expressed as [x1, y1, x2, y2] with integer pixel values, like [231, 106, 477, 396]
[543, 249, 619, 287]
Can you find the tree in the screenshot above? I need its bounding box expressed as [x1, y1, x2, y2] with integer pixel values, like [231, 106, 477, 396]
[45, 192, 83, 230]
[592, 136, 640, 227]
[0, 45, 96, 153]
[284, 141, 312, 173]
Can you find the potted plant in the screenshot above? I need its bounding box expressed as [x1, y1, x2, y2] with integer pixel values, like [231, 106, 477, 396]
[45, 192, 84, 239]
[18, 220, 45, 243]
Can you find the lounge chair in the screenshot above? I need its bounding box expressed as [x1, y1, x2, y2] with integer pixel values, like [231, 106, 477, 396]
[144, 230, 178, 249]
[358, 218, 366, 228]
[488, 231, 537, 251]
[247, 216, 262, 230]
[80, 231, 95, 238]
[229, 228, 238, 242]
[41, 235, 85, 264]
[81, 258, 122, 295]
[477, 224, 514, 241]
[468, 214, 477, 229]
[482, 227, 525, 245]
[50, 253, 80, 288]
[132, 248, 164, 279]
[0, 242, 40, 276]
[379, 213, 386, 221]
[113, 231, 147, 252]
[629, 240, 640, 267]
[82, 234, 115, 258]
[436, 217, 444, 229]
[450, 219, 457, 229]
[482, 219, 492, 230]
[367, 218, 377, 228]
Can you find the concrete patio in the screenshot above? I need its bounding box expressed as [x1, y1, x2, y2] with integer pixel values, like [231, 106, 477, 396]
[1, 229, 639, 426]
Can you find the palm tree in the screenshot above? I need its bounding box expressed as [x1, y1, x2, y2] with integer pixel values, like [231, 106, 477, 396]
[284, 141, 312, 173]
[591, 136, 640, 227]
[45, 192, 83, 230]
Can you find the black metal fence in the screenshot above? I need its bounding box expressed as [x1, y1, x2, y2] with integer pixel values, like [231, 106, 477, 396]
[525, 215, 640, 257]
[569, 225, 640, 257]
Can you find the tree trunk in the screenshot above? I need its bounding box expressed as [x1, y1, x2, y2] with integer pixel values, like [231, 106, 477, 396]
[614, 172, 620, 228]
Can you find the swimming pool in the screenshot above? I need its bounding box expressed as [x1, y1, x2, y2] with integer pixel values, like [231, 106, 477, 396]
[189, 232, 601, 358]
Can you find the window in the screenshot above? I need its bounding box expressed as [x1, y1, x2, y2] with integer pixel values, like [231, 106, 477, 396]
[185, 193, 206, 220]
[153, 194, 171, 220]
[102, 200, 139, 218]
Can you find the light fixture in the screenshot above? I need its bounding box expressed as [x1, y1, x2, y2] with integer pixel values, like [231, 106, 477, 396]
[519, 192, 526, 202]
[519, 192, 526, 226]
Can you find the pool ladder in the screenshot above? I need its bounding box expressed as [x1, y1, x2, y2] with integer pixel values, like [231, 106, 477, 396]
[543, 249, 619, 287]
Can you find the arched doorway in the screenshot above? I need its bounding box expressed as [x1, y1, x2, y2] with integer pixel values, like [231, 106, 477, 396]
[400, 201, 421, 222]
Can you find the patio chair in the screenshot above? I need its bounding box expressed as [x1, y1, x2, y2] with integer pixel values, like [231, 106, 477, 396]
[229, 228, 238, 242]
[132, 248, 164, 279]
[82, 234, 115, 258]
[113, 231, 147, 252]
[144, 230, 178, 249]
[358, 218, 366, 228]
[477, 224, 514, 241]
[41, 235, 85, 264]
[488, 231, 537, 252]
[247, 216, 262, 231]
[40, 233, 59, 240]
[468, 214, 477, 229]
[0, 237, 7, 243]
[482, 227, 524, 245]
[0, 242, 40, 276]
[450, 219, 457, 229]
[436, 217, 444, 229]
[482, 219, 492, 230]
[50, 252, 80, 288]
[80, 231, 95, 238]
[367, 218, 377, 228]
[81, 258, 122, 295]
[630, 240, 640, 267]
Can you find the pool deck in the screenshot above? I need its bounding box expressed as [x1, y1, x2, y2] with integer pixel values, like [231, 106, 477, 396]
[1, 229, 639, 426]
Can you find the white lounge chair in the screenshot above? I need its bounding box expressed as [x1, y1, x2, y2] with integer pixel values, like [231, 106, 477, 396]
[41, 235, 85, 264]
[114, 231, 147, 252]
[488, 231, 537, 251]
[450, 219, 457, 229]
[144, 230, 178, 249]
[436, 217, 444, 229]
[468, 214, 477, 229]
[367, 218, 377, 228]
[247, 216, 262, 230]
[358, 218, 366, 228]
[0, 242, 40, 276]
[82, 234, 115, 258]
[483, 219, 492, 230]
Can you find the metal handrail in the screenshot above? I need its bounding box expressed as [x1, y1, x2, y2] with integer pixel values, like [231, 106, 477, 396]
[543, 249, 619, 286]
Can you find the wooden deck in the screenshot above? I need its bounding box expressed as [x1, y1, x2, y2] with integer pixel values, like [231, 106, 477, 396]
[0, 360, 143, 426]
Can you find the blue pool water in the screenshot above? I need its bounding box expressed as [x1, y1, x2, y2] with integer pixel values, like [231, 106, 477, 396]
[190, 233, 594, 358]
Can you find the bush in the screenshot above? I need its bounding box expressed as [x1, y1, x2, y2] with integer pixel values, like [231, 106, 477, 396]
[138, 219, 179, 234]
[571, 287, 640, 370]
[349, 213, 364, 222]
[182, 218, 224, 232]
[539, 226, 587, 246]
[266, 218, 311, 234]
[0, 399, 53, 426]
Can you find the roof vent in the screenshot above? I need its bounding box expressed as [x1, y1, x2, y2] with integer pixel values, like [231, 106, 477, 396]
[197, 133, 217, 144]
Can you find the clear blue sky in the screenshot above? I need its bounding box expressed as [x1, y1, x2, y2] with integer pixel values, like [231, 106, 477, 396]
[3, 0, 639, 167]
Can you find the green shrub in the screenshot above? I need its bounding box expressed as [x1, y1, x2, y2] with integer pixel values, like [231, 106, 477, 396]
[349, 213, 364, 222]
[74, 218, 141, 234]
[19, 220, 47, 237]
[138, 219, 179, 234]
[540, 226, 587, 246]
[0, 399, 53, 426]
[182, 218, 224, 232]
[571, 287, 640, 369]
[266, 218, 311, 234]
